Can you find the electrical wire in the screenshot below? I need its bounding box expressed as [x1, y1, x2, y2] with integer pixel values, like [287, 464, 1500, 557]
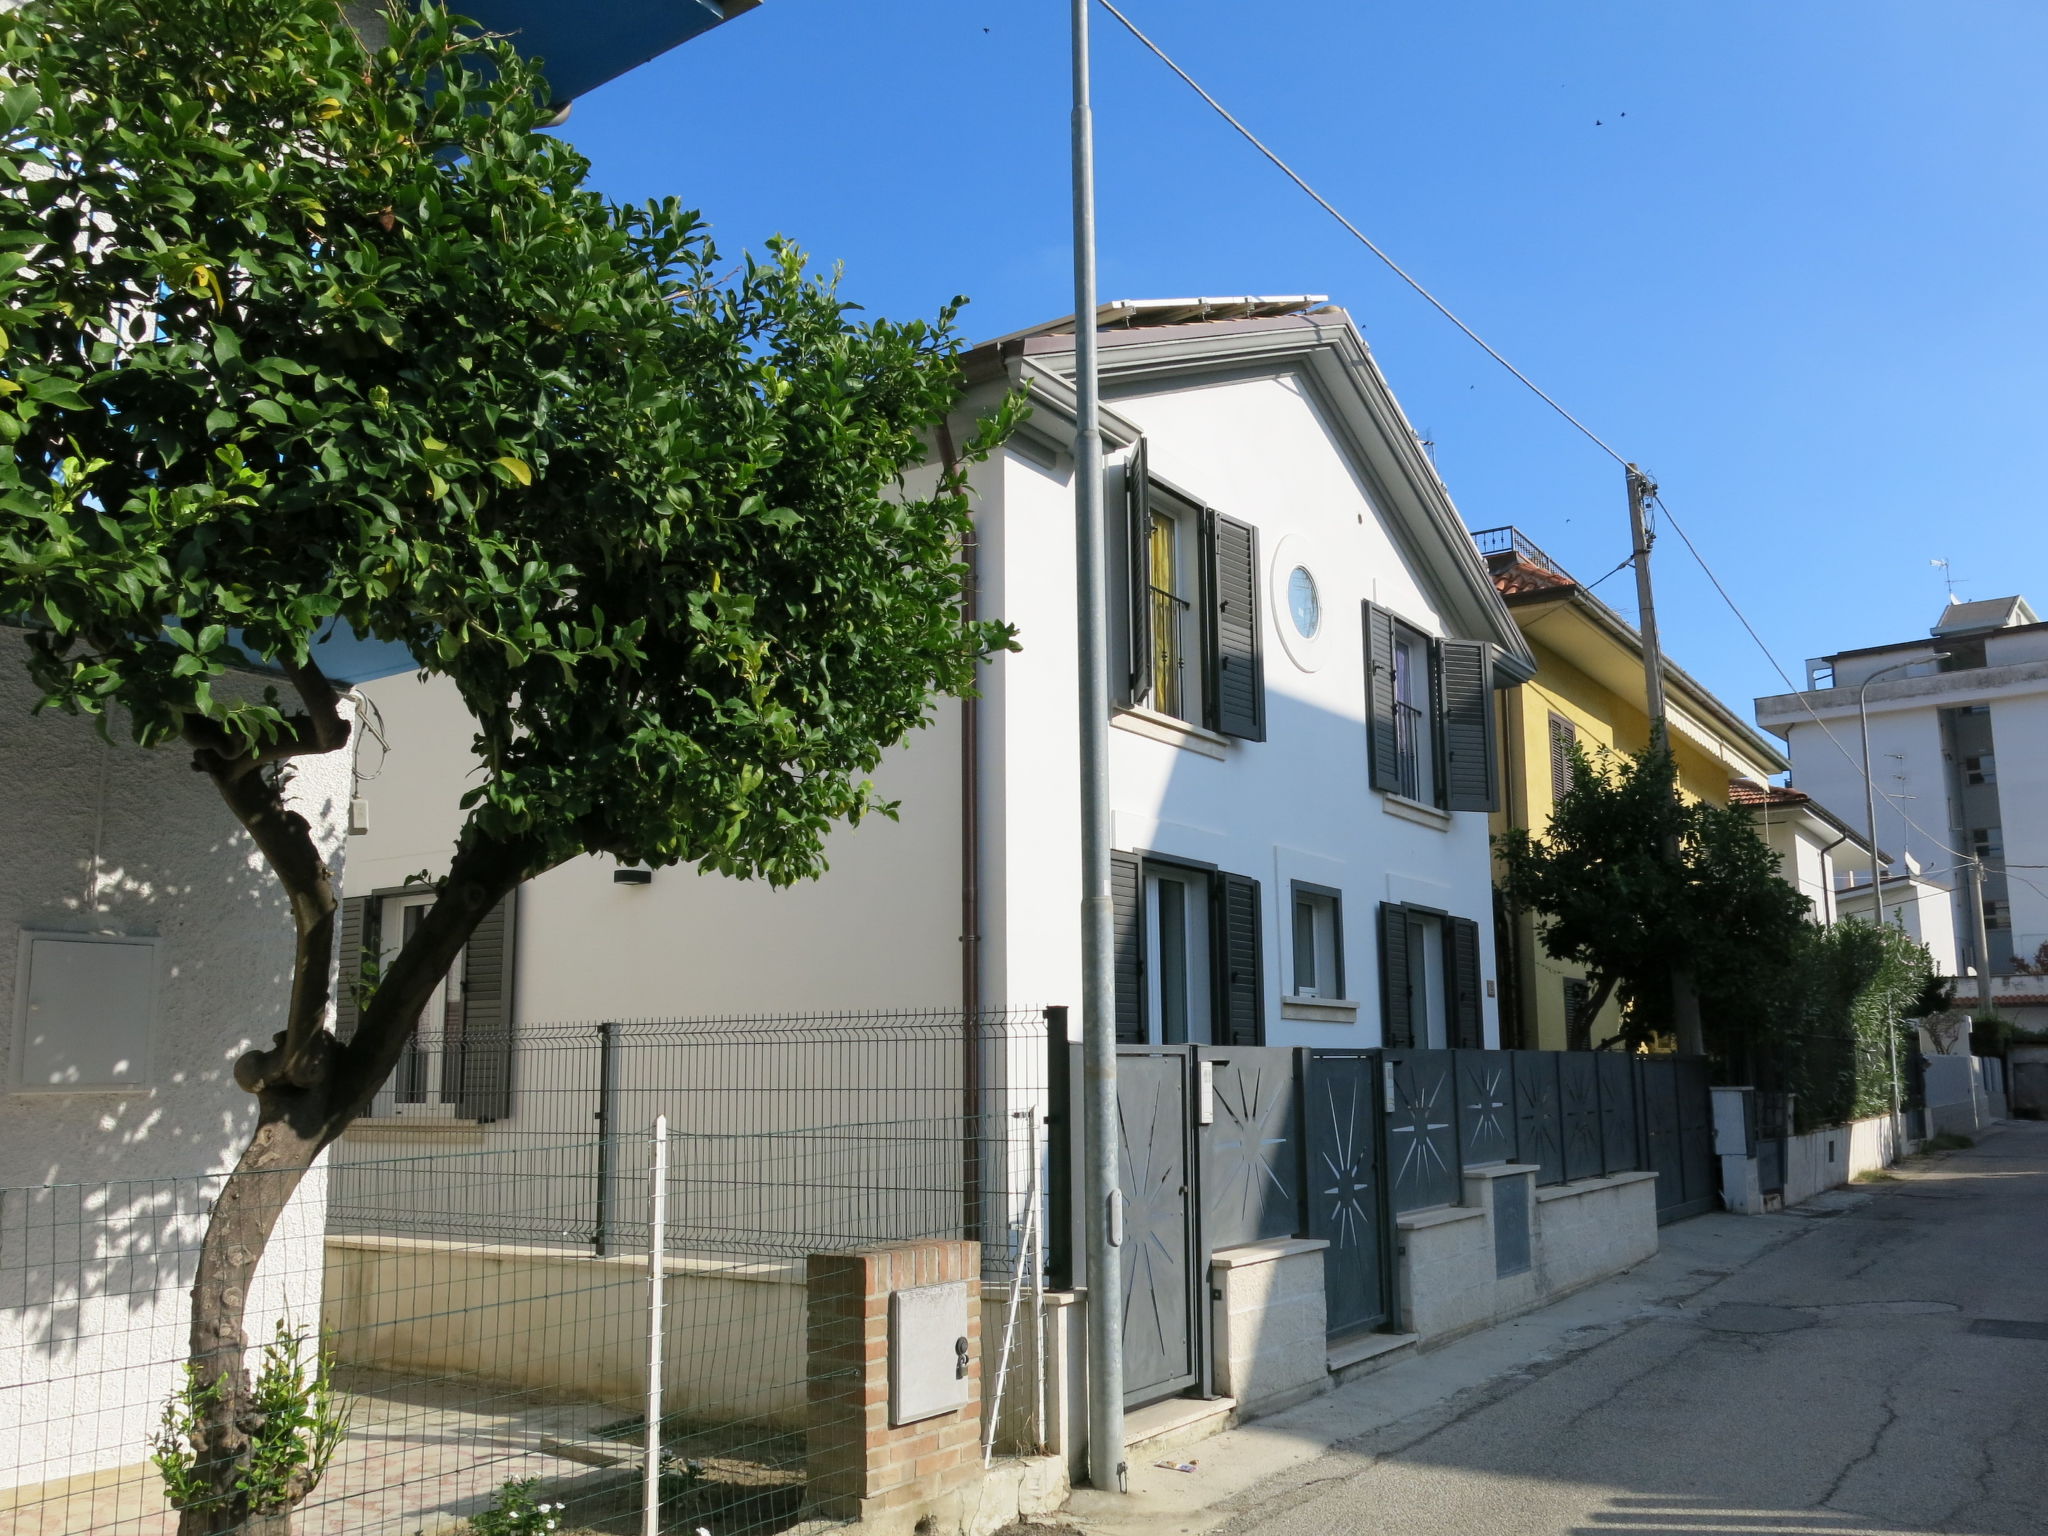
[1093, 0, 1631, 469]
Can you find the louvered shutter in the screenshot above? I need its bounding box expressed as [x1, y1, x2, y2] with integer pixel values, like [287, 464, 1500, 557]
[1210, 513, 1265, 740]
[1378, 901, 1414, 1048]
[454, 887, 518, 1122]
[1447, 916, 1484, 1048]
[333, 896, 376, 1042]
[1548, 716, 1577, 805]
[1111, 853, 1145, 1043]
[1365, 603, 1401, 793]
[1121, 442, 1153, 708]
[1215, 873, 1264, 1046]
[1438, 639, 1497, 812]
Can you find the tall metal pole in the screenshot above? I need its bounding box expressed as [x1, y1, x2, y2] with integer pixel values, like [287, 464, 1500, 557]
[1627, 466, 1702, 1055]
[1967, 856, 1996, 1019]
[1070, 0, 1125, 1494]
[642, 1114, 669, 1536]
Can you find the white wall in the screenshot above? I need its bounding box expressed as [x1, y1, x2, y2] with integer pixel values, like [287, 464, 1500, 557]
[0, 629, 349, 1489]
[1989, 690, 2048, 966]
[349, 669, 966, 1020]
[1756, 817, 1838, 925]
[981, 370, 1502, 1045]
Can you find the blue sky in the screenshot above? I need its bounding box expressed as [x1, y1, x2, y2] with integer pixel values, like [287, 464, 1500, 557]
[554, 0, 2047, 730]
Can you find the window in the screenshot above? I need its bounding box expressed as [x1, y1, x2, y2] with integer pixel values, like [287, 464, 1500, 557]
[337, 885, 519, 1122]
[1147, 500, 1201, 725]
[1365, 602, 1497, 813]
[1548, 715, 1578, 805]
[1290, 884, 1344, 999]
[1971, 827, 2005, 862]
[1120, 445, 1265, 740]
[12, 933, 158, 1091]
[1985, 899, 2011, 932]
[1287, 566, 1321, 639]
[1965, 754, 1997, 787]
[1110, 853, 1263, 1045]
[1378, 902, 1484, 1049]
[1392, 627, 1436, 806]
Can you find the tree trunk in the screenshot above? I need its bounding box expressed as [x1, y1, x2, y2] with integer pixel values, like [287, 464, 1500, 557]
[179, 1095, 328, 1536]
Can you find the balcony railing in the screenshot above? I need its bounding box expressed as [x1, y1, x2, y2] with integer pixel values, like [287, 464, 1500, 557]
[1150, 583, 1191, 720]
[1470, 524, 1571, 579]
[1394, 699, 1425, 801]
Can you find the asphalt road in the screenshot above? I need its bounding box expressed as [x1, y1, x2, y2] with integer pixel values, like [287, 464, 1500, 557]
[1217, 1121, 2048, 1536]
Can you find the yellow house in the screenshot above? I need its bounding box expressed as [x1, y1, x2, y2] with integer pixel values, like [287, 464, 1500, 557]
[1474, 527, 1789, 1050]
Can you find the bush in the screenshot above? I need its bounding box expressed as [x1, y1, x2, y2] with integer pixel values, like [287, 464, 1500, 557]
[467, 1480, 567, 1536]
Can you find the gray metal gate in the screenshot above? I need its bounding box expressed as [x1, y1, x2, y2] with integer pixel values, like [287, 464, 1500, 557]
[1640, 1057, 1717, 1223]
[1755, 1090, 1791, 1199]
[1303, 1052, 1390, 1335]
[1116, 1047, 1202, 1407]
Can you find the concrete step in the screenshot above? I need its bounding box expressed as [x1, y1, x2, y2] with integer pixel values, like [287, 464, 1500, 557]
[1326, 1329, 1419, 1386]
[1122, 1394, 1238, 1464]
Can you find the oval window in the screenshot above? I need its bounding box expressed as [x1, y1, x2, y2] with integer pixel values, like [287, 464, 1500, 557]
[1288, 566, 1321, 639]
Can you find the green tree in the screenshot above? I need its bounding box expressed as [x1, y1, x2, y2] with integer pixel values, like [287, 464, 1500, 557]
[1495, 745, 1812, 1052]
[0, 3, 1013, 1529]
[1753, 919, 1933, 1130]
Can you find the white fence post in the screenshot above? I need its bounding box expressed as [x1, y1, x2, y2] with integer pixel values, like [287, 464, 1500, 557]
[643, 1114, 669, 1536]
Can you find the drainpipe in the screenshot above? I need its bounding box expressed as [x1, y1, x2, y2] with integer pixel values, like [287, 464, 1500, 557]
[1816, 829, 1851, 928]
[941, 416, 985, 1247]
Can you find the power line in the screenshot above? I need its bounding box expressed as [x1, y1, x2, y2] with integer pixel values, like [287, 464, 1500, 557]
[1093, 0, 1630, 469]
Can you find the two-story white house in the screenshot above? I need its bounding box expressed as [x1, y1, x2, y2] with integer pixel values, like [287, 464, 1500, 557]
[1756, 596, 2048, 1029]
[342, 297, 1537, 1109]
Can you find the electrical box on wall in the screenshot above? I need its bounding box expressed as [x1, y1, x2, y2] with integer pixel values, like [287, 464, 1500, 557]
[888, 1280, 970, 1426]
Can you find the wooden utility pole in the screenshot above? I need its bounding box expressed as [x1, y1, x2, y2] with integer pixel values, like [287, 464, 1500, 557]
[1627, 465, 1705, 1056]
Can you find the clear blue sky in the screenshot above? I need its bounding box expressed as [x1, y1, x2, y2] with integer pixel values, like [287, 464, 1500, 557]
[553, 0, 2047, 732]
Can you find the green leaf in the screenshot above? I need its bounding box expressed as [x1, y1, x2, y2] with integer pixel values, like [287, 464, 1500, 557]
[493, 456, 532, 486]
[246, 399, 288, 424]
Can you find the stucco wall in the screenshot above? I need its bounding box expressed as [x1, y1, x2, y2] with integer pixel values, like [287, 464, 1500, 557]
[0, 628, 352, 1490]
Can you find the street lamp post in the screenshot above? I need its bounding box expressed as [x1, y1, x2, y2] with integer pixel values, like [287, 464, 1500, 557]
[1856, 652, 1947, 1151]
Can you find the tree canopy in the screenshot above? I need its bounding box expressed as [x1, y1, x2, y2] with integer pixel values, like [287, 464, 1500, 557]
[0, 2, 1013, 1527]
[1495, 744, 1813, 1050]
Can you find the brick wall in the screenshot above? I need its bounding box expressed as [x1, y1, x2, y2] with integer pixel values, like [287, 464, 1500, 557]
[805, 1240, 983, 1522]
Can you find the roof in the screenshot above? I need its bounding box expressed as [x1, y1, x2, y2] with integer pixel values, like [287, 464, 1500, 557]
[1728, 778, 1878, 853]
[981, 296, 1330, 346]
[1931, 595, 2038, 637]
[1469, 527, 1791, 777]
[962, 305, 1536, 681]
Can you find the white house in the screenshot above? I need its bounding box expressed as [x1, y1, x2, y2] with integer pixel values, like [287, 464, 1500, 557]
[1755, 596, 2048, 1028]
[0, 630, 353, 1507]
[342, 297, 1537, 1108]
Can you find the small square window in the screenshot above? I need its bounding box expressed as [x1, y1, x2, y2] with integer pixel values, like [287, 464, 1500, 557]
[13, 932, 159, 1091]
[1290, 884, 1344, 999]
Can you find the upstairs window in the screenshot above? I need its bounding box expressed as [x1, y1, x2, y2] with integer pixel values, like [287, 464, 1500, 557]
[1290, 883, 1345, 999]
[1965, 754, 1997, 787]
[1548, 715, 1578, 805]
[1119, 441, 1265, 740]
[1364, 602, 1497, 812]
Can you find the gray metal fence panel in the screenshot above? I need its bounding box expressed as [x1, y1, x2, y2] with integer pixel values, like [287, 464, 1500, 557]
[1116, 1047, 1202, 1406]
[1509, 1050, 1565, 1186]
[1560, 1052, 1605, 1183]
[1304, 1050, 1390, 1334]
[1454, 1050, 1516, 1168]
[1597, 1051, 1641, 1175]
[1199, 1047, 1302, 1252]
[1383, 1050, 1461, 1212]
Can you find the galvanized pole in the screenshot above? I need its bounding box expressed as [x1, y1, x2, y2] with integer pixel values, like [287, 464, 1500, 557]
[642, 1114, 669, 1536]
[1967, 856, 1996, 1019]
[1070, 0, 1126, 1494]
[1627, 466, 1703, 1056]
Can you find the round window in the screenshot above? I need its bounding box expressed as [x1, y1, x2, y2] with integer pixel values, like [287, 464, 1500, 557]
[1288, 566, 1321, 639]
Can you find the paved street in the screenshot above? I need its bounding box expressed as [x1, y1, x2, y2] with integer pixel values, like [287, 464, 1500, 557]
[1073, 1121, 2048, 1536]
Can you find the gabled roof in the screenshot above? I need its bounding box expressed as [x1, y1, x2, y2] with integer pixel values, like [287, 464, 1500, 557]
[961, 303, 1536, 679]
[1931, 595, 2038, 636]
[1729, 778, 1878, 854]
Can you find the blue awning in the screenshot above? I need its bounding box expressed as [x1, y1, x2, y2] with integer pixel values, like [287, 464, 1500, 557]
[461, 0, 760, 104]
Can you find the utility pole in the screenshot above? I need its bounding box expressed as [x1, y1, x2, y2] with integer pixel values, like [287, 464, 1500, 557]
[1627, 465, 1704, 1056]
[1069, 0, 1125, 1495]
[1966, 856, 1997, 1019]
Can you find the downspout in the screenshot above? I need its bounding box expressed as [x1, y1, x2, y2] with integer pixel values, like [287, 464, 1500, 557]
[1816, 829, 1851, 929]
[941, 416, 985, 1245]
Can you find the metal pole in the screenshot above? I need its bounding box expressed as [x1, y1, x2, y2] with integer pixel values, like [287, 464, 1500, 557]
[1967, 856, 1996, 1018]
[1029, 1110, 1048, 1456]
[1627, 466, 1702, 1055]
[984, 1112, 1042, 1468]
[595, 1020, 619, 1256]
[1070, 0, 1126, 1494]
[642, 1114, 668, 1536]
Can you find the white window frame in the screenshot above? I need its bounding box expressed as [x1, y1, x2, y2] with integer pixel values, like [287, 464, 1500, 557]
[1288, 883, 1344, 1001]
[372, 892, 466, 1116]
[1145, 864, 1214, 1046]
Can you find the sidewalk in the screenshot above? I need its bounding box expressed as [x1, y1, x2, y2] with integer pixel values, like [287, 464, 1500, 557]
[1061, 1193, 1866, 1536]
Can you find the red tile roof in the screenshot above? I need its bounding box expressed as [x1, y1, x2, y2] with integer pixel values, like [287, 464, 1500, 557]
[1727, 779, 1810, 810]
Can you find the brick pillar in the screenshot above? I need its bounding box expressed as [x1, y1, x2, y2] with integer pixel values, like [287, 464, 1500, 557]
[805, 1240, 983, 1523]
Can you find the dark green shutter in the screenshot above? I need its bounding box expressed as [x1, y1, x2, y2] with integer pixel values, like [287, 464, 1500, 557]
[1111, 853, 1145, 1043]
[1210, 513, 1264, 740]
[1215, 873, 1264, 1046]
[454, 887, 518, 1121]
[1448, 916, 1484, 1048]
[334, 895, 375, 1042]
[1365, 603, 1401, 793]
[1438, 640, 1496, 812]
[1378, 901, 1414, 1048]
[1122, 442, 1152, 708]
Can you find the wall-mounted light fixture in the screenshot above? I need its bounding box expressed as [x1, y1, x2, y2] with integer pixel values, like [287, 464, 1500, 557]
[613, 866, 652, 886]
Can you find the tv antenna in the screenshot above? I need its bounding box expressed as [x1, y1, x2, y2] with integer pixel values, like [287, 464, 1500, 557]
[1931, 557, 1965, 603]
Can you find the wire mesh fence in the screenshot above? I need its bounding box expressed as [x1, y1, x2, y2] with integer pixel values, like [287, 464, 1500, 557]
[1, 1008, 1052, 1536]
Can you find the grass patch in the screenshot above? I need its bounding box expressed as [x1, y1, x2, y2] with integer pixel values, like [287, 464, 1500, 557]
[1852, 1169, 1900, 1183]
[1921, 1132, 1975, 1152]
